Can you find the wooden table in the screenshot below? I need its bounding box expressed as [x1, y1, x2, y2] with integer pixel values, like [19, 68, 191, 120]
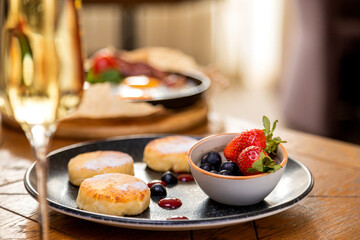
[0, 114, 359, 239]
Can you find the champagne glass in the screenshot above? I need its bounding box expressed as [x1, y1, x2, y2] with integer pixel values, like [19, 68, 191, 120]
[0, 0, 84, 239]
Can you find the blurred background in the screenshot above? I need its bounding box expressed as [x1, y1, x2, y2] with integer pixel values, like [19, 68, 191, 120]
[81, 0, 360, 144]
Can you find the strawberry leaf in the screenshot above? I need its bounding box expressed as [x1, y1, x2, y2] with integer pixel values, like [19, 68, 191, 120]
[247, 152, 282, 174]
[271, 120, 278, 133]
[262, 115, 286, 154]
[263, 116, 271, 134]
[266, 164, 282, 172]
[248, 152, 266, 173]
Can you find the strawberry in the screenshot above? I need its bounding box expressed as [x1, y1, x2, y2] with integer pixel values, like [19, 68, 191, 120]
[224, 129, 266, 162]
[224, 116, 286, 162]
[237, 146, 281, 176]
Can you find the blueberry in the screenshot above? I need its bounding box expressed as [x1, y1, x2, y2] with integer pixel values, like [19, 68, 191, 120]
[150, 183, 167, 199]
[161, 171, 178, 186]
[219, 161, 241, 176]
[218, 170, 232, 175]
[210, 170, 218, 174]
[201, 151, 222, 171]
[200, 163, 214, 172]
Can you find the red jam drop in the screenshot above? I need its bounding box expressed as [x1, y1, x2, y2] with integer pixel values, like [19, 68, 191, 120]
[158, 198, 182, 209]
[177, 174, 194, 182]
[147, 180, 166, 188]
[167, 215, 189, 220]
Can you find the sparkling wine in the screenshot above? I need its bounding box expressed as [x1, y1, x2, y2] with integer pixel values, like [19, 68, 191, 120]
[0, 1, 84, 239]
[0, 0, 84, 127]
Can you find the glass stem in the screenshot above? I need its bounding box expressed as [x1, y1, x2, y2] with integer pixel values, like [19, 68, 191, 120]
[25, 124, 56, 240]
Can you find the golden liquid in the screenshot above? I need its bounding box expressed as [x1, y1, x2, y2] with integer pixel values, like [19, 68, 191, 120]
[0, 0, 84, 126]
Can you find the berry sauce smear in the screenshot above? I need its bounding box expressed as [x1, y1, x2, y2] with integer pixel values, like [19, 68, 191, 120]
[177, 174, 194, 182]
[158, 198, 182, 209]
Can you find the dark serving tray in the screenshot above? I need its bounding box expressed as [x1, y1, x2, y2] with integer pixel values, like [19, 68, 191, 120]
[24, 135, 314, 231]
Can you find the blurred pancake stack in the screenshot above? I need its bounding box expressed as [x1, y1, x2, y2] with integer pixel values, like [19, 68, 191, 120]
[3, 47, 228, 139]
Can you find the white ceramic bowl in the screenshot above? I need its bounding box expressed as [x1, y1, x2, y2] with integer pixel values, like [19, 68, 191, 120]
[188, 133, 288, 206]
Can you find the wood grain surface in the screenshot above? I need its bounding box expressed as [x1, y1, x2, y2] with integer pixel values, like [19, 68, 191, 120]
[0, 114, 359, 239]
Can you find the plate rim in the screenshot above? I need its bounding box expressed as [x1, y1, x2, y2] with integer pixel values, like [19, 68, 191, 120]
[131, 70, 211, 101]
[23, 135, 314, 231]
[109, 70, 211, 109]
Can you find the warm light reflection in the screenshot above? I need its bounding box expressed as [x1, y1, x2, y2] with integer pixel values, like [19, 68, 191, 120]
[12, 96, 56, 124]
[215, 0, 284, 88]
[83, 0, 285, 88]
[246, 0, 284, 88]
[119, 87, 145, 98]
[23, 53, 34, 86]
[123, 76, 160, 88]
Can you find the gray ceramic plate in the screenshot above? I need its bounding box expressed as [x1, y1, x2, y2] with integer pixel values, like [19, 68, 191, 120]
[24, 135, 314, 231]
[128, 71, 211, 109]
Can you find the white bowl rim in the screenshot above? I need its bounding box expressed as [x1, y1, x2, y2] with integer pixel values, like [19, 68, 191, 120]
[188, 133, 288, 180]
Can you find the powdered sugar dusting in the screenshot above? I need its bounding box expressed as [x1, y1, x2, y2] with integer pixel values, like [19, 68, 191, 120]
[131, 181, 149, 191]
[90, 173, 115, 181]
[114, 183, 131, 191]
[114, 181, 148, 192]
[155, 136, 197, 154]
[83, 153, 132, 170]
[87, 173, 148, 192]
